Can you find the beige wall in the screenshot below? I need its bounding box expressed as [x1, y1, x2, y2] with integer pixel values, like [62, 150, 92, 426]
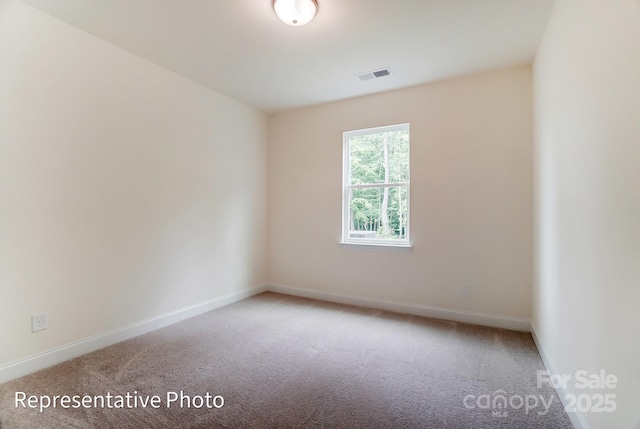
[0, 1, 267, 367]
[533, 0, 640, 428]
[268, 65, 534, 321]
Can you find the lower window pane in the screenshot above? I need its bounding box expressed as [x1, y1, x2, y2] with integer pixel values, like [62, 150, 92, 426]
[348, 186, 408, 241]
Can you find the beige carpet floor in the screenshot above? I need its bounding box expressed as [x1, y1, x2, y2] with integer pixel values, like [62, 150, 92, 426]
[0, 292, 574, 428]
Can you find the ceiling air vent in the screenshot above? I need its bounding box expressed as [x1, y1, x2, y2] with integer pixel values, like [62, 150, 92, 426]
[357, 68, 392, 81]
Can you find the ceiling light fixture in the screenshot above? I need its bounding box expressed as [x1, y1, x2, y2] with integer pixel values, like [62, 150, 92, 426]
[273, 0, 318, 26]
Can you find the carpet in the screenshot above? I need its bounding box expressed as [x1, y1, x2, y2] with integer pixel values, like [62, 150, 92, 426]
[0, 292, 574, 428]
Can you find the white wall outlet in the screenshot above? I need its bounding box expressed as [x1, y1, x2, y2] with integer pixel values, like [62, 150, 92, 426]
[32, 313, 47, 333]
[461, 286, 472, 297]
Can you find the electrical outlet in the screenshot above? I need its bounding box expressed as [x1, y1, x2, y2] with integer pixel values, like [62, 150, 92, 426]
[461, 286, 472, 297]
[32, 313, 47, 333]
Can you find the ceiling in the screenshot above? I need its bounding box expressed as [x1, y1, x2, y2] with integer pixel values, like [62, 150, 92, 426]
[20, 0, 556, 113]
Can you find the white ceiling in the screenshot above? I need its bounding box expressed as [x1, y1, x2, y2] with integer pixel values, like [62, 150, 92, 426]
[20, 0, 556, 113]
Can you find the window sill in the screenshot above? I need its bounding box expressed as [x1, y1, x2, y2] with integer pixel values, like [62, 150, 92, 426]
[339, 242, 413, 253]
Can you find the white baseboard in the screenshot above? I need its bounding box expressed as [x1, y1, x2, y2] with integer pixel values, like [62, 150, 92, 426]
[530, 324, 587, 429]
[267, 284, 531, 332]
[0, 285, 267, 385]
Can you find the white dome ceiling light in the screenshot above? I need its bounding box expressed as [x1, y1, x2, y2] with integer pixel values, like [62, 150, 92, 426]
[273, 0, 318, 26]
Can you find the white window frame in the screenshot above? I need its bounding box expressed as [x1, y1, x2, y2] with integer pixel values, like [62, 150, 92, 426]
[342, 123, 411, 247]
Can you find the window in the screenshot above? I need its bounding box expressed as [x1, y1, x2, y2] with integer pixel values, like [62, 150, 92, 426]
[342, 123, 410, 246]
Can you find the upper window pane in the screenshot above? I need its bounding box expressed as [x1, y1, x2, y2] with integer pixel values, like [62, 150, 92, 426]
[348, 126, 410, 185]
